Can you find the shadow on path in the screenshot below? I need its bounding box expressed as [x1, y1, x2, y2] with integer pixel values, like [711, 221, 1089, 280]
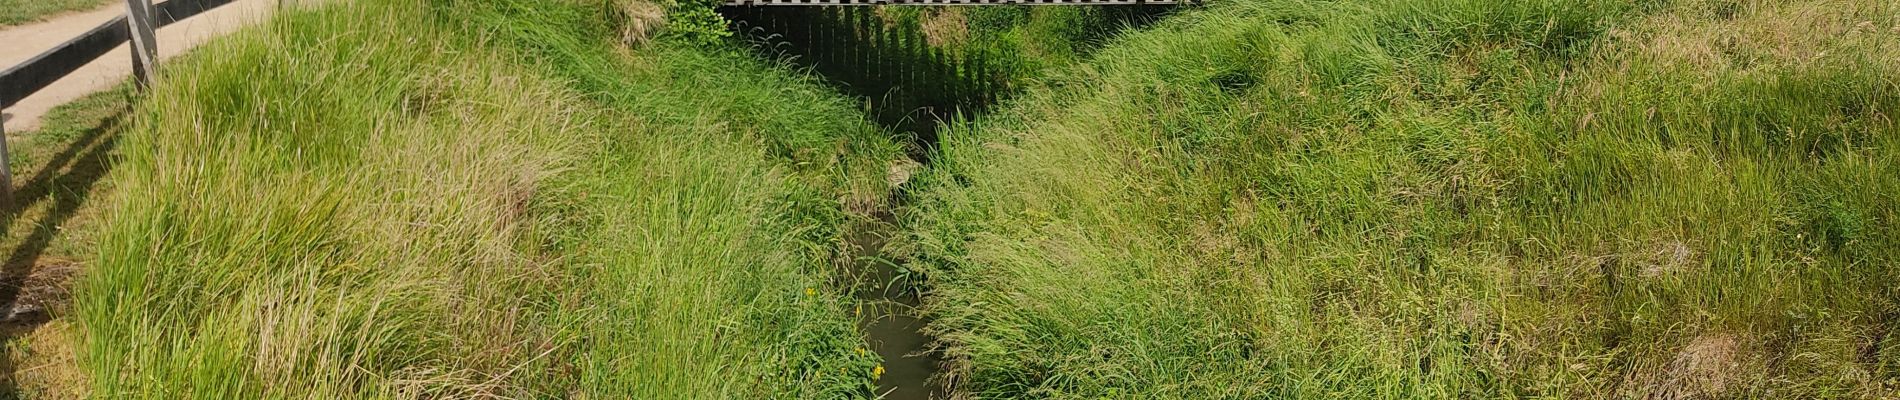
[0, 102, 124, 398]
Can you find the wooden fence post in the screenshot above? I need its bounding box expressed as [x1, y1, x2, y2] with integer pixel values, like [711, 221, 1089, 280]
[0, 115, 11, 203]
[126, 0, 159, 88]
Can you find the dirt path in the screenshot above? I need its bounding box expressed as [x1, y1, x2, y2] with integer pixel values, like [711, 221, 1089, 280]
[0, 0, 278, 131]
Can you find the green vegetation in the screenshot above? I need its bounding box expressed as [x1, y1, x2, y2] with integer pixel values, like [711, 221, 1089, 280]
[73, 0, 898, 398]
[661, 0, 736, 46]
[5, 0, 1890, 397]
[897, 6, 1169, 84]
[907, 0, 1900, 398]
[0, 0, 110, 27]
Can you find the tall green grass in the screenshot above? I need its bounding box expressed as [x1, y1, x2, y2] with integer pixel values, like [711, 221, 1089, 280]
[74, 0, 899, 398]
[456, 0, 901, 397]
[907, 0, 1900, 397]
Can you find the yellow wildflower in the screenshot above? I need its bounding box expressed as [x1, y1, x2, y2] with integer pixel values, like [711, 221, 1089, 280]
[873, 365, 885, 379]
[805, 287, 816, 297]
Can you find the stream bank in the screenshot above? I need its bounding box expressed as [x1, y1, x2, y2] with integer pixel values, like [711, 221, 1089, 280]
[722, 6, 1176, 398]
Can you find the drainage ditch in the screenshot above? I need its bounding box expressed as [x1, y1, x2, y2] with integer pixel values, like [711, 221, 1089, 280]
[723, 7, 1172, 398]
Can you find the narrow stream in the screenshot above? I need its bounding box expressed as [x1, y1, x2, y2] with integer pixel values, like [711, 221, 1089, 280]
[843, 209, 945, 399]
[721, 7, 1172, 397]
[725, 8, 993, 398]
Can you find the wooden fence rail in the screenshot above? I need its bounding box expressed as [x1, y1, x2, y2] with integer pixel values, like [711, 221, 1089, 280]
[0, 0, 238, 200]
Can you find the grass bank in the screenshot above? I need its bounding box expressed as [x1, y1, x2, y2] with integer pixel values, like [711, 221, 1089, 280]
[907, 0, 1900, 397]
[73, 0, 899, 397]
[0, 0, 110, 27]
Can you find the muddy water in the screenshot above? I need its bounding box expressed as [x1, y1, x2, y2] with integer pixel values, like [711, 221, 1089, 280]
[842, 209, 947, 399]
[723, 9, 972, 397]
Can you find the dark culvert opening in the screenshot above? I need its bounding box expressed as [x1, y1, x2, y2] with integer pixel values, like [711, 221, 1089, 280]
[723, 5, 1174, 161]
[719, 6, 1174, 399]
[725, 6, 1000, 162]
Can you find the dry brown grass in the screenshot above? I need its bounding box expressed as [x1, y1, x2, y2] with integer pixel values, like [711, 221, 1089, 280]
[920, 8, 969, 47]
[1635, 240, 1698, 279]
[0, 260, 87, 399]
[1622, 334, 1767, 399]
[1609, 0, 1900, 73]
[612, 0, 666, 48]
[6, 320, 87, 399]
[886, 158, 923, 189]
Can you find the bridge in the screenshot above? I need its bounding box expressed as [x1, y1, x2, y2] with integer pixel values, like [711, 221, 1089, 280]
[725, 0, 1184, 6]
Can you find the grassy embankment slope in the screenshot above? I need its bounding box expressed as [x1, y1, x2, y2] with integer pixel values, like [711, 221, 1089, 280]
[74, 0, 899, 398]
[909, 0, 1900, 397]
